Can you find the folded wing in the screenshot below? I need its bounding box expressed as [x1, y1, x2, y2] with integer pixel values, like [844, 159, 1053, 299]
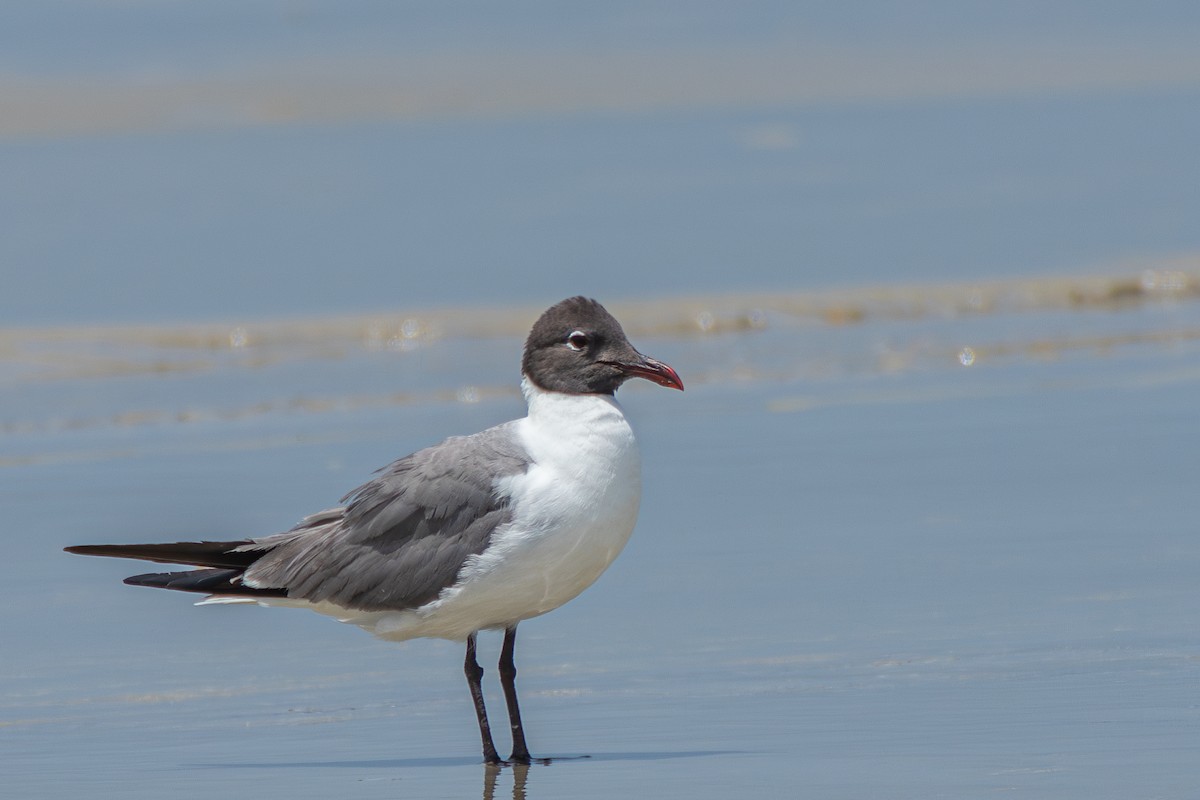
[66, 423, 531, 613]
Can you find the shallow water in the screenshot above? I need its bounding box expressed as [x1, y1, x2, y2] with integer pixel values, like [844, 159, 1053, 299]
[5, 273, 1200, 798]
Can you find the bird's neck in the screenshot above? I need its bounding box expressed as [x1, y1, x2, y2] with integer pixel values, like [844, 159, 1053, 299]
[521, 376, 627, 422]
[520, 377, 634, 440]
[517, 378, 640, 481]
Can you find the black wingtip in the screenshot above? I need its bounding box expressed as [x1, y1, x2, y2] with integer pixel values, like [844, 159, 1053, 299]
[122, 568, 288, 598]
[63, 541, 259, 569]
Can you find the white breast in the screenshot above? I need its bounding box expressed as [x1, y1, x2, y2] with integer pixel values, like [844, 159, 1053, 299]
[364, 382, 643, 641]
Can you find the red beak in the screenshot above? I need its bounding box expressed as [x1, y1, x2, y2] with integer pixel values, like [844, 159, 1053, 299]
[618, 355, 684, 391]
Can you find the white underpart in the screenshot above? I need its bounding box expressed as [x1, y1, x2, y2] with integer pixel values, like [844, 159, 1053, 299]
[218, 380, 644, 642]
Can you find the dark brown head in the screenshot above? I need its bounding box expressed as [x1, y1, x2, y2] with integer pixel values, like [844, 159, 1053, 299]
[521, 297, 684, 395]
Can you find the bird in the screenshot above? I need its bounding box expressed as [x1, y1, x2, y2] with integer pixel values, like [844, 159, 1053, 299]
[65, 296, 684, 765]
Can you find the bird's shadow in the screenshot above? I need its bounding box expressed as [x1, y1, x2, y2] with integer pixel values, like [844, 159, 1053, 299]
[189, 750, 738, 770]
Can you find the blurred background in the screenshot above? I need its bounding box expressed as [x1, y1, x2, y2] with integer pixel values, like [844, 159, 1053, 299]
[4, 3, 1200, 798]
[4, 0, 1200, 324]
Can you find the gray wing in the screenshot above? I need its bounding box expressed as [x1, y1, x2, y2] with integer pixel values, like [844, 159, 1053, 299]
[240, 421, 530, 612]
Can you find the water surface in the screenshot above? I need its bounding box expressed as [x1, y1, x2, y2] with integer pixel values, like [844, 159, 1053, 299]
[6, 274, 1200, 798]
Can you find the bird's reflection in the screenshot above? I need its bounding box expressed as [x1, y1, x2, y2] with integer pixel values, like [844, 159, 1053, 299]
[482, 762, 530, 800]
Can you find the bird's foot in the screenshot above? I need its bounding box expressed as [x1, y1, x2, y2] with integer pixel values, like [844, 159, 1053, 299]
[511, 754, 555, 766]
[482, 754, 554, 767]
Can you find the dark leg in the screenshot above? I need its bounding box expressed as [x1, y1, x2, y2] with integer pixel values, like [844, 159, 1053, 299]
[465, 632, 503, 765]
[499, 625, 532, 764]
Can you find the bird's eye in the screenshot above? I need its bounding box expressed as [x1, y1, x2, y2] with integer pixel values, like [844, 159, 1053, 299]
[566, 331, 589, 351]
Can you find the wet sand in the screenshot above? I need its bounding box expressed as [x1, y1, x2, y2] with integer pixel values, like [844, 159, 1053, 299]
[5, 276, 1200, 798]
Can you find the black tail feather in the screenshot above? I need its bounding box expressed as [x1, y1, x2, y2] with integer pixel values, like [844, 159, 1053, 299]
[66, 540, 288, 599]
[123, 568, 287, 598]
[64, 540, 259, 569]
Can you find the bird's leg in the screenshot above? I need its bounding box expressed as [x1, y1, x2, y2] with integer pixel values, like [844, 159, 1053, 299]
[465, 632, 503, 765]
[499, 625, 532, 764]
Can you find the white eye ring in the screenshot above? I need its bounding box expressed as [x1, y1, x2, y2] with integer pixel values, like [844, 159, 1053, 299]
[566, 330, 589, 351]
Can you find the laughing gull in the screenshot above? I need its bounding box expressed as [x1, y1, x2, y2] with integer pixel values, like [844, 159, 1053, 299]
[66, 296, 683, 765]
